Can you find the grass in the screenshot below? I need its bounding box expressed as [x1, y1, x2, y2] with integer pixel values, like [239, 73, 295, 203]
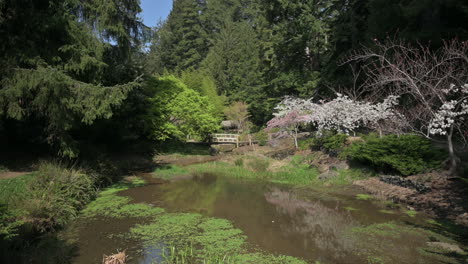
[153, 154, 369, 187]
[356, 194, 373, 200]
[0, 173, 33, 206]
[405, 210, 418, 217]
[154, 165, 191, 179]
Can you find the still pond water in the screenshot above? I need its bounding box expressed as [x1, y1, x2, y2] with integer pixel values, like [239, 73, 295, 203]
[63, 173, 466, 264]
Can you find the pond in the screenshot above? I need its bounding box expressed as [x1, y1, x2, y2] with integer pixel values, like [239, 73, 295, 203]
[62, 173, 466, 264]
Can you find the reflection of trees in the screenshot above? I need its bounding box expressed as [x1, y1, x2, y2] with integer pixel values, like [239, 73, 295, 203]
[264, 188, 358, 261]
[161, 173, 224, 214]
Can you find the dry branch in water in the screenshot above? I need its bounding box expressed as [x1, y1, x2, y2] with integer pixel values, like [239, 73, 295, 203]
[103, 250, 127, 264]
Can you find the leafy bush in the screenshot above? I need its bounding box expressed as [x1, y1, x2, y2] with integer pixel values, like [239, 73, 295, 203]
[308, 132, 348, 155]
[0, 204, 24, 239]
[343, 134, 445, 176]
[254, 130, 269, 146]
[298, 138, 315, 150]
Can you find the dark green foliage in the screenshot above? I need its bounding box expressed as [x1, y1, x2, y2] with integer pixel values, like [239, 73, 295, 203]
[298, 137, 316, 151]
[343, 135, 446, 176]
[306, 132, 348, 156]
[0, 204, 23, 239]
[254, 130, 268, 146]
[0, 0, 147, 157]
[148, 0, 208, 74]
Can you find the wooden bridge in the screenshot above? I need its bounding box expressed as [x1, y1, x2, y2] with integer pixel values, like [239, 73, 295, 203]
[211, 133, 240, 147]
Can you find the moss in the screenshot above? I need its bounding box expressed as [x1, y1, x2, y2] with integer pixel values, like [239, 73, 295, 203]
[379, 209, 396, 214]
[351, 222, 403, 239]
[356, 194, 373, 200]
[344, 206, 358, 211]
[405, 210, 417, 217]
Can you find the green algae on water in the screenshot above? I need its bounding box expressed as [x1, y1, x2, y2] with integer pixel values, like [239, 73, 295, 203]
[81, 177, 164, 218]
[356, 194, 373, 200]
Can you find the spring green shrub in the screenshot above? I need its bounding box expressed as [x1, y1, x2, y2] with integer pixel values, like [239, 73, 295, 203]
[343, 135, 445, 176]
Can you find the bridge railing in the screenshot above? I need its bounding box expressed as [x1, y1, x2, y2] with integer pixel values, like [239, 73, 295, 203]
[211, 134, 240, 147]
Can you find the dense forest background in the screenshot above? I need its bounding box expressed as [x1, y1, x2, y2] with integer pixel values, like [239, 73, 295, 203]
[1, 0, 468, 158]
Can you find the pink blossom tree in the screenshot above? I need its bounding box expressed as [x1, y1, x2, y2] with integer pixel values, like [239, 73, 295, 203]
[267, 111, 305, 149]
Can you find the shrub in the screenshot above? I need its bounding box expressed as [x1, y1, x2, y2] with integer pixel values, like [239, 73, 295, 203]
[234, 158, 244, 167]
[254, 130, 269, 146]
[25, 162, 96, 231]
[298, 138, 315, 151]
[343, 134, 445, 176]
[247, 158, 270, 172]
[309, 132, 348, 155]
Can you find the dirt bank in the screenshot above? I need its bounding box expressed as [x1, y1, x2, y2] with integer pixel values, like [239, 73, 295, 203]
[354, 173, 468, 226]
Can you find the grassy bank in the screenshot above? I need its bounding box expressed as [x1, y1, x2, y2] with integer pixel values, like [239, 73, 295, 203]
[0, 162, 98, 239]
[153, 153, 369, 186]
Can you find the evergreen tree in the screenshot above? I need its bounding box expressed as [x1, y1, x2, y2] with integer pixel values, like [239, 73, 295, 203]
[149, 0, 208, 74]
[0, 0, 146, 157]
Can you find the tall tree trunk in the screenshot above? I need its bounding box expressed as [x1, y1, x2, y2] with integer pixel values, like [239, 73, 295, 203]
[293, 128, 298, 149]
[447, 125, 459, 176]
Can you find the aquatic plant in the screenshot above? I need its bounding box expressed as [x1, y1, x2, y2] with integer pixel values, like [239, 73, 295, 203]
[356, 194, 373, 200]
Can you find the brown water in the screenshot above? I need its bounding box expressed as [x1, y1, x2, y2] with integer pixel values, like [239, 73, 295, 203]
[64, 174, 466, 264]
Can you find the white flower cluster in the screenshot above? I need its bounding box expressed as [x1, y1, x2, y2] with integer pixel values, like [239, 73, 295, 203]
[429, 84, 468, 135]
[273, 96, 314, 117]
[271, 94, 400, 135]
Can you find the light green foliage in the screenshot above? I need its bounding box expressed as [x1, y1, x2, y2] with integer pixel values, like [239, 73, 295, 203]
[167, 88, 221, 140]
[180, 69, 226, 116]
[146, 75, 221, 141]
[343, 134, 446, 176]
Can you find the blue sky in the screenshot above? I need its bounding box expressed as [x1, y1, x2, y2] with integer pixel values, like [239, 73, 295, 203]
[140, 0, 173, 27]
